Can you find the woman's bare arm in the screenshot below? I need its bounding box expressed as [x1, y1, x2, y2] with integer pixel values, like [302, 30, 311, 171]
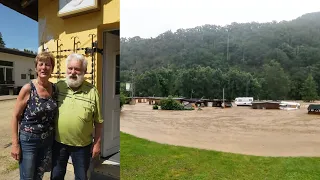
[11, 84, 30, 146]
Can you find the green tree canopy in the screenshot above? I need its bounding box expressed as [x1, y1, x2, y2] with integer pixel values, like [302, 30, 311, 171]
[0, 32, 5, 47]
[301, 74, 318, 102]
[121, 11, 320, 100]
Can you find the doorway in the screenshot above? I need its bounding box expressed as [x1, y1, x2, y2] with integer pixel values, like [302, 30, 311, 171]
[101, 30, 120, 157]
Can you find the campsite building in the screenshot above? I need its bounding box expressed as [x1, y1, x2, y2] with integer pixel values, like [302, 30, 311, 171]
[251, 101, 281, 109]
[0, 0, 120, 178]
[0, 47, 36, 95]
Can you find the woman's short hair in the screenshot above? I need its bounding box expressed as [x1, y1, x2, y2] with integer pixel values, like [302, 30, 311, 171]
[35, 51, 55, 71]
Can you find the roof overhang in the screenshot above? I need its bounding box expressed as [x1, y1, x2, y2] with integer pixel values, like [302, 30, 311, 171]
[0, 47, 37, 58]
[0, 0, 38, 21]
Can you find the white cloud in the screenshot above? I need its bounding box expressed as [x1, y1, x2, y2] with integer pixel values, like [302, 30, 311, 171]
[121, 0, 320, 38]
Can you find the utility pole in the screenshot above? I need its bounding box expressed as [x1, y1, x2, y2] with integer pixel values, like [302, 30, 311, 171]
[131, 69, 135, 98]
[242, 40, 245, 63]
[222, 88, 225, 108]
[227, 34, 229, 61]
[242, 49, 245, 62]
[132, 59, 137, 98]
[246, 80, 249, 97]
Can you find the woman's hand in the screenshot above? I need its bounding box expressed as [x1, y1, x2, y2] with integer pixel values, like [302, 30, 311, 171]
[11, 144, 21, 161]
[11, 84, 30, 161]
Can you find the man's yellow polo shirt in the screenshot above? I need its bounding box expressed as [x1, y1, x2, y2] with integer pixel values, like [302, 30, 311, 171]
[55, 80, 103, 147]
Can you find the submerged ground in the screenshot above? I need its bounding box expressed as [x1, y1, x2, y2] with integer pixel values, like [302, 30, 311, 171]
[120, 101, 320, 157]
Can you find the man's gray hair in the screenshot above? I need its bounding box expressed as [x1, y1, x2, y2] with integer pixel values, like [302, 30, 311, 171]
[66, 53, 88, 71]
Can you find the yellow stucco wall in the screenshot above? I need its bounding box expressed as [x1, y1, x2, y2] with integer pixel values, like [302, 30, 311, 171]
[38, 0, 120, 93]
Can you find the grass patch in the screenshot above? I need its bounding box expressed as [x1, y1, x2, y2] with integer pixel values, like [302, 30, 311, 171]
[3, 161, 18, 173]
[121, 132, 320, 180]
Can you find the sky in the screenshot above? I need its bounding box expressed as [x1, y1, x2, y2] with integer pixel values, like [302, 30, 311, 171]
[0, 4, 38, 52]
[121, 0, 320, 38]
[1, 0, 320, 49]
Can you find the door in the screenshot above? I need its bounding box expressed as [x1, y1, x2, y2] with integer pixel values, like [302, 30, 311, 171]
[101, 30, 120, 157]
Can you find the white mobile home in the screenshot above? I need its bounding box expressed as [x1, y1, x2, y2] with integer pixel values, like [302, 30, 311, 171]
[0, 47, 36, 95]
[235, 97, 254, 106]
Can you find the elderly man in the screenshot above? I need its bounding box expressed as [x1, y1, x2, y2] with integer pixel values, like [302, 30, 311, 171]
[51, 53, 103, 180]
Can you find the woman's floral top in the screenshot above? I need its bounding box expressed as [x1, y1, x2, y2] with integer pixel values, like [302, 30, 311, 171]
[20, 81, 58, 134]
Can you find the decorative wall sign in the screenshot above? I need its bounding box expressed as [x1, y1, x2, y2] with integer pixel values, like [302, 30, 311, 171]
[46, 34, 99, 85]
[58, 0, 100, 18]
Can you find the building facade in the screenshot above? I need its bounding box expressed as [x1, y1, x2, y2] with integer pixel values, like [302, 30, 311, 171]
[1, 0, 120, 159]
[0, 47, 36, 95]
[38, 0, 120, 158]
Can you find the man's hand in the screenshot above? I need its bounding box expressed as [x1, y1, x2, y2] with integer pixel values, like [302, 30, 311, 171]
[92, 143, 101, 158]
[92, 122, 102, 158]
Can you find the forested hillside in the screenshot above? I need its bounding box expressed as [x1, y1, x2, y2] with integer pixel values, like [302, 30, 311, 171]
[120, 12, 320, 101]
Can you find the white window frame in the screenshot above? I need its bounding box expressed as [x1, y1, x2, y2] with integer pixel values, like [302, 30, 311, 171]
[0, 65, 14, 85]
[115, 53, 120, 95]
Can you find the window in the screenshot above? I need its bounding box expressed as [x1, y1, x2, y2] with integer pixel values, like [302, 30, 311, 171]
[0, 60, 13, 67]
[115, 54, 120, 95]
[6, 68, 13, 83]
[0, 68, 4, 82]
[21, 74, 27, 79]
[30, 74, 35, 79]
[0, 66, 13, 84]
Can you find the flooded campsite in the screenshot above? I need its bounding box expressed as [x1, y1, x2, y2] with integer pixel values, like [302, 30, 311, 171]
[120, 101, 320, 157]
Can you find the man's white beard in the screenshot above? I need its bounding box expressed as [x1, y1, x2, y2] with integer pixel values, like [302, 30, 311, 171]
[66, 73, 85, 88]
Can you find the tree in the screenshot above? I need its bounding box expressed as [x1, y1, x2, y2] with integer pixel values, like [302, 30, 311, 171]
[134, 70, 162, 97]
[0, 32, 5, 47]
[120, 11, 320, 100]
[24, 49, 36, 54]
[301, 74, 318, 102]
[224, 68, 261, 100]
[261, 60, 290, 100]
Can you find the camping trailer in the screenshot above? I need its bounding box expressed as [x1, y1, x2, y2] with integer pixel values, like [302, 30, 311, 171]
[308, 104, 320, 114]
[279, 101, 300, 110]
[234, 97, 253, 106]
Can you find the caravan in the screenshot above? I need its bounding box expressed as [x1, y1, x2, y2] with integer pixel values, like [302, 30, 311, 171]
[279, 101, 300, 110]
[235, 97, 253, 106]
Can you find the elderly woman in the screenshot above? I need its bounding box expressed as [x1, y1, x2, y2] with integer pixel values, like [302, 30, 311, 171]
[11, 52, 58, 180]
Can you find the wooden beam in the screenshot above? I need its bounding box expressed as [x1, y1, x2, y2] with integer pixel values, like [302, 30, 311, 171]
[0, 0, 38, 21]
[21, 0, 36, 8]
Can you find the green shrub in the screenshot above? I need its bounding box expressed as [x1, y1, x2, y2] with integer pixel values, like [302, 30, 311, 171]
[159, 97, 184, 110]
[153, 105, 159, 110]
[184, 106, 194, 110]
[120, 92, 126, 109]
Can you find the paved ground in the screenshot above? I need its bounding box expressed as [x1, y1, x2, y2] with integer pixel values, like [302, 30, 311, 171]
[0, 97, 119, 179]
[0, 98, 75, 179]
[0, 99, 20, 176]
[120, 102, 320, 157]
[1, 164, 75, 180]
[0, 95, 17, 101]
[0, 159, 119, 180]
